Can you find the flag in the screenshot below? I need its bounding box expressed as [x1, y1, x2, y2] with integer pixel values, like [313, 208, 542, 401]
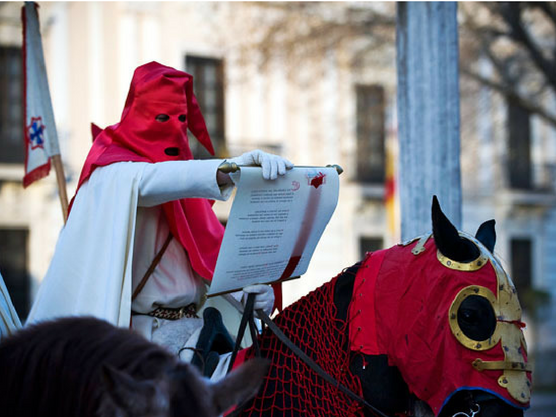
[384, 135, 399, 242]
[21, 2, 60, 188]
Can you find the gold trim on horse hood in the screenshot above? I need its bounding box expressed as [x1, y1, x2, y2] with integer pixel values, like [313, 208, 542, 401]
[437, 241, 489, 271]
[448, 285, 501, 350]
[444, 232, 531, 404]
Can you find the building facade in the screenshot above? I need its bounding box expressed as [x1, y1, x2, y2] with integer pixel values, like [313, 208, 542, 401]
[0, 1, 554, 385]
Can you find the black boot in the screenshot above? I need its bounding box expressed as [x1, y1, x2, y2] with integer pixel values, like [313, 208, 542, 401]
[191, 307, 235, 377]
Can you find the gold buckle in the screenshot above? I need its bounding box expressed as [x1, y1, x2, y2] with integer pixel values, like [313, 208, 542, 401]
[411, 234, 431, 256]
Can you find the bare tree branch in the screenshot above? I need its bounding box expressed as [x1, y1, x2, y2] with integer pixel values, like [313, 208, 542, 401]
[532, 2, 556, 28]
[459, 2, 556, 128]
[231, 2, 556, 128]
[232, 2, 395, 74]
[462, 67, 556, 126]
[498, 3, 556, 87]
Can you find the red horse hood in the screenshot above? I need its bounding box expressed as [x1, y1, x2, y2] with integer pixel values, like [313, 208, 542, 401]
[349, 233, 531, 415]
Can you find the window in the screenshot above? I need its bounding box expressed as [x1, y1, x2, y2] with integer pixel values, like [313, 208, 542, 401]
[184, 56, 225, 158]
[0, 47, 24, 164]
[0, 229, 30, 320]
[507, 100, 531, 189]
[510, 238, 532, 308]
[359, 236, 384, 259]
[356, 85, 385, 184]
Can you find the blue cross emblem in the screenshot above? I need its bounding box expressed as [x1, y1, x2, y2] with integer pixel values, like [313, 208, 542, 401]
[28, 117, 45, 149]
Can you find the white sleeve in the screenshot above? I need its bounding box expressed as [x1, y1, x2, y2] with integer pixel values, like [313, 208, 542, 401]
[135, 160, 235, 207]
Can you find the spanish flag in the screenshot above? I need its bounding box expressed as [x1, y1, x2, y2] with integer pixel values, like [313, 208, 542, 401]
[385, 136, 399, 241]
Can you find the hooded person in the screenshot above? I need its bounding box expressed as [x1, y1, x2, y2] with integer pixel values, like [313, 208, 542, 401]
[27, 62, 293, 364]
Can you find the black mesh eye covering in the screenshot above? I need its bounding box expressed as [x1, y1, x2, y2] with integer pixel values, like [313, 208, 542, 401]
[457, 295, 497, 342]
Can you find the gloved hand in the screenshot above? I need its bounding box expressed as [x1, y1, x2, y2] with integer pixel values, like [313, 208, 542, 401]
[242, 284, 275, 317]
[229, 150, 294, 180]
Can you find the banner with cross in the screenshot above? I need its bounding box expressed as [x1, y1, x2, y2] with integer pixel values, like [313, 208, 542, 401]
[22, 2, 68, 221]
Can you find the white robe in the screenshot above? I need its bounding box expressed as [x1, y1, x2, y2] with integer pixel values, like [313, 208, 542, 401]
[27, 159, 232, 328]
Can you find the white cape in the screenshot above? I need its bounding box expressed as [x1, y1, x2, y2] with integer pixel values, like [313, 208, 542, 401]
[27, 159, 231, 328]
[27, 163, 143, 327]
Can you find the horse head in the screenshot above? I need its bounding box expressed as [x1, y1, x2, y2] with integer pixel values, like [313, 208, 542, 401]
[0, 317, 268, 417]
[101, 357, 269, 417]
[348, 196, 530, 417]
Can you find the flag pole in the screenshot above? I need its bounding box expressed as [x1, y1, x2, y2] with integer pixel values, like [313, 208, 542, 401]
[51, 155, 68, 222]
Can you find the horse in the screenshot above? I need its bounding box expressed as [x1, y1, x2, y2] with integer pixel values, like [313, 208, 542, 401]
[233, 196, 531, 417]
[0, 316, 268, 417]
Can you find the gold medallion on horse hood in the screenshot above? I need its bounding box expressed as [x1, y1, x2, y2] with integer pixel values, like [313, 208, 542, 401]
[446, 233, 531, 404]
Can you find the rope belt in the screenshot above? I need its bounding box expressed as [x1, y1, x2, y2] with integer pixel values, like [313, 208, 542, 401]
[145, 304, 198, 321]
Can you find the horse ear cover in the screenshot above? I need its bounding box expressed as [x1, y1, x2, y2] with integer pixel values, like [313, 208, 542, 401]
[431, 196, 479, 262]
[475, 220, 496, 253]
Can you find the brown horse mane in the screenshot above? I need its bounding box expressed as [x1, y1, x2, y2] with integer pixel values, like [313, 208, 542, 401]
[0, 316, 176, 416]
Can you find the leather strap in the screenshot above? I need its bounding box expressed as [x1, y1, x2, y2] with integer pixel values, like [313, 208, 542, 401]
[132, 232, 173, 302]
[225, 294, 262, 417]
[227, 293, 260, 374]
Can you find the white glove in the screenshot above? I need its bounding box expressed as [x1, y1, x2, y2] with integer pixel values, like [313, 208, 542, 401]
[229, 150, 294, 180]
[242, 284, 275, 317]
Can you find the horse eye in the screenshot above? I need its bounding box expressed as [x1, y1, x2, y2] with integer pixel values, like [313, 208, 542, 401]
[178, 114, 187, 123]
[457, 295, 496, 341]
[155, 114, 170, 122]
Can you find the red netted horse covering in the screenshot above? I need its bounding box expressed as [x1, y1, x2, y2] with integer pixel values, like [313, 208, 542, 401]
[237, 270, 364, 417]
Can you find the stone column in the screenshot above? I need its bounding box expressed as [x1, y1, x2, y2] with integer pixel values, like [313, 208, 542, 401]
[396, 2, 462, 240]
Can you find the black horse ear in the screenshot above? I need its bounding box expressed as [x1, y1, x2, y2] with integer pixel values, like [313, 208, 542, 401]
[432, 196, 479, 262]
[475, 219, 496, 253]
[432, 196, 460, 259]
